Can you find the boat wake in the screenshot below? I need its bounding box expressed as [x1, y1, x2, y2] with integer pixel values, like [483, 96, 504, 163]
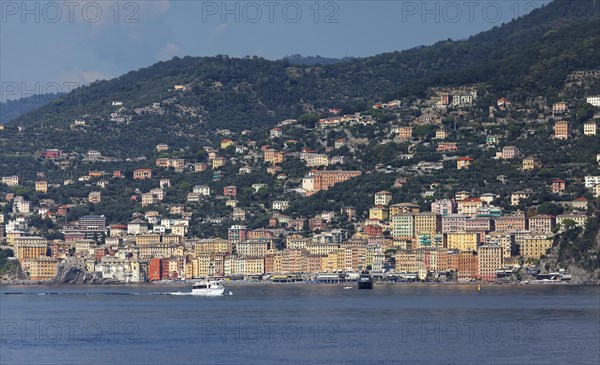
[3, 291, 233, 296]
[167, 291, 233, 296]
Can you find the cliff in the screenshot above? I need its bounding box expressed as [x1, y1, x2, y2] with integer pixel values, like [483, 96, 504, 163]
[53, 260, 116, 285]
[540, 208, 600, 285]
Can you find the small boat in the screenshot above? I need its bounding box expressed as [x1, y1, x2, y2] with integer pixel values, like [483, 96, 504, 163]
[191, 280, 232, 296]
[358, 273, 373, 289]
[343, 286, 353, 289]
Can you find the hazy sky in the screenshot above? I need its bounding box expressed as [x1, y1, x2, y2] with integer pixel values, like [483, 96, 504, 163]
[0, 0, 549, 101]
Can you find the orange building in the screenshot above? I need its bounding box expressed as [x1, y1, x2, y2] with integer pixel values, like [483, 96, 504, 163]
[264, 149, 285, 164]
[458, 251, 478, 280]
[133, 169, 152, 180]
[554, 121, 569, 140]
[494, 216, 528, 231]
[478, 245, 502, 282]
[302, 170, 362, 196]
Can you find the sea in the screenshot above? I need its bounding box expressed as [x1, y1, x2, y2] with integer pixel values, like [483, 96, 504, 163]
[1, 283, 599, 365]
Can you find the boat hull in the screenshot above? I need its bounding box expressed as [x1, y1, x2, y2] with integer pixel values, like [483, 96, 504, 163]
[358, 281, 373, 289]
[191, 288, 230, 296]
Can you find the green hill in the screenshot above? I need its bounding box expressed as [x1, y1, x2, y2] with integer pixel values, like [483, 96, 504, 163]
[3, 0, 599, 159]
[0, 93, 62, 124]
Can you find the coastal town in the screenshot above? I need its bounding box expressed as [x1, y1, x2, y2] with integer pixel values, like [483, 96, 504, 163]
[1, 76, 599, 285]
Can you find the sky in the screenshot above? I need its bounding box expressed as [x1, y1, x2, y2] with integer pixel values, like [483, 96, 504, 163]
[0, 0, 550, 101]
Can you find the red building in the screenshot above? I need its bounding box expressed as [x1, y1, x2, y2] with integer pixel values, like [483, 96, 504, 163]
[41, 149, 62, 159]
[223, 186, 237, 197]
[161, 258, 171, 279]
[264, 254, 275, 273]
[364, 225, 383, 237]
[149, 258, 162, 281]
[551, 179, 566, 194]
[95, 247, 109, 261]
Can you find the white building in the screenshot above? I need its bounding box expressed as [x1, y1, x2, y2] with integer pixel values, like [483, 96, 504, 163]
[584, 176, 600, 189]
[127, 219, 149, 235]
[584, 121, 597, 136]
[1, 176, 19, 187]
[193, 185, 211, 196]
[272, 201, 290, 211]
[374, 191, 392, 206]
[586, 96, 600, 107]
[95, 257, 142, 283]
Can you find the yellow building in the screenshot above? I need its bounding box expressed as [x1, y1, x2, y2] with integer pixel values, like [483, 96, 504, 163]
[520, 236, 554, 260]
[236, 241, 269, 257]
[193, 239, 231, 254]
[457, 157, 474, 169]
[135, 234, 182, 246]
[435, 130, 447, 140]
[172, 225, 187, 237]
[369, 206, 389, 221]
[322, 250, 341, 272]
[305, 243, 339, 256]
[243, 257, 265, 275]
[389, 203, 420, 216]
[6, 231, 25, 245]
[35, 181, 48, 193]
[29, 257, 58, 280]
[225, 256, 264, 276]
[457, 198, 483, 216]
[220, 139, 234, 149]
[414, 212, 441, 236]
[15, 243, 48, 261]
[212, 157, 226, 169]
[138, 244, 184, 260]
[445, 232, 478, 252]
[188, 253, 225, 278]
[522, 157, 541, 171]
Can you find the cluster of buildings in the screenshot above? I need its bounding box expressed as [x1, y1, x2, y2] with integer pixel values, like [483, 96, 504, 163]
[1, 180, 591, 282]
[1, 81, 599, 284]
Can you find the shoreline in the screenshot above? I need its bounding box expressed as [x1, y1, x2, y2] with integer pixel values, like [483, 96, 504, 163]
[1, 278, 591, 287]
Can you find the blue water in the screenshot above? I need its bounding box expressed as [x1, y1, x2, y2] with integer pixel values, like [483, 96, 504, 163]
[1, 284, 599, 365]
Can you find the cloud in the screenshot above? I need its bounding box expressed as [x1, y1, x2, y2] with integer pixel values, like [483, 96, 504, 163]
[72, 0, 172, 28]
[209, 24, 228, 41]
[58, 69, 110, 85]
[156, 42, 182, 61]
[143, 0, 171, 15]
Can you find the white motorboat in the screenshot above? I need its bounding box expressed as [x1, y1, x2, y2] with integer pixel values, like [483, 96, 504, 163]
[191, 280, 232, 296]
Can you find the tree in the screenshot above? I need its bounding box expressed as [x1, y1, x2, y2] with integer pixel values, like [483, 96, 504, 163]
[297, 114, 318, 128]
[537, 202, 564, 216]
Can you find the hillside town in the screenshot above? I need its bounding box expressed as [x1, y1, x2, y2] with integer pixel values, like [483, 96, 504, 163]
[1, 77, 599, 284]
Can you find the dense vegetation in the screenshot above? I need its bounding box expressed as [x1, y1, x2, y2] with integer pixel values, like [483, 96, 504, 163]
[0, 249, 21, 277]
[5, 0, 600, 134]
[0, 93, 62, 124]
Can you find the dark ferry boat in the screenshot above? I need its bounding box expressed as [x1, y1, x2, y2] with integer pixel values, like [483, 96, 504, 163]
[358, 273, 373, 289]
